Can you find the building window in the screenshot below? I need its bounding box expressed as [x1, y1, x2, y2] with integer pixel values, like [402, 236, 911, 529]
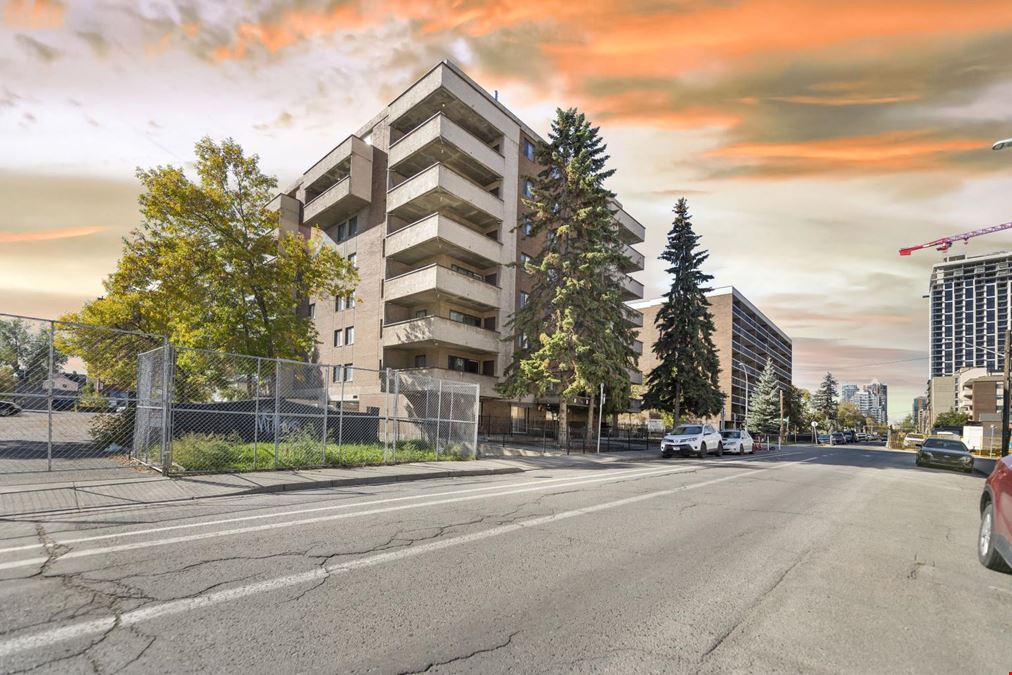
[345, 326, 355, 345]
[347, 216, 358, 238]
[521, 218, 533, 236]
[347, 253, 357, 267]
[346, 294, 355, 309]
[344, 364, 354, 382]
[415, 309, 429, 319]
[449, 310, 482, 327]
[307, 303, 315, 318]
[448, 355, 480, 374]
[336, 296, 345, 311]
[519, 292, 529, 308]
[520, 253, 532, 267]
[522, 178, 534, 198]
[482, 360, 495, 376]
[414, 354, 427, 368]
[334, 330, 343, 347]
[523, 139, 536, 162]
[332, 366, 341, 383]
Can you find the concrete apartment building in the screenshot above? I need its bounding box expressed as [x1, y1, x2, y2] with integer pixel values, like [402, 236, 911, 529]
[269, 61, 646, 419]
[630, 286, 792, 427]
[842, 379, 888, 424]
[929, 251, 1012, 377]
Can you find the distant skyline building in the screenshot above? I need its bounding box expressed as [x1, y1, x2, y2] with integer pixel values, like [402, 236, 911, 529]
[929, 251, 1012, 377]
[842, 379, 888, 424]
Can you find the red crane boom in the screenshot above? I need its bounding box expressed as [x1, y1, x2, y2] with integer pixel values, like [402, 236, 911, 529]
[899, 221, 1012, 256]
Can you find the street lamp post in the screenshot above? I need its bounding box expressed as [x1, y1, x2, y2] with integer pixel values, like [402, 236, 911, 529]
[995, 138, 1011, 455]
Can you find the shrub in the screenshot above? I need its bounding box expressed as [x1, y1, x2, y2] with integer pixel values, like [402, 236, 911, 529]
[172, 432, 243, 471]
[89, 407, 135, 451]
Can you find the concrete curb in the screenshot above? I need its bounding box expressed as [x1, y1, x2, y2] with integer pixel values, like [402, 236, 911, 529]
[238, 466, 525, 495]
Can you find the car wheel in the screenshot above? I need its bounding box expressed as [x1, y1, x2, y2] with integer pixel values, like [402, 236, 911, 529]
[915, 457, 923, 467]
[978, 502, 1011, 572]
[716, 442, 723, 457]
[698, 443, 706, 458]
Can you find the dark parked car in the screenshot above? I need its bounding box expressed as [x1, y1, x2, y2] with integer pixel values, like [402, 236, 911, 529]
[979, 454, 1012, 572]
[830, 432, 846, 445]
[843, 430, 856, 443]
[0, 401, 22, 416]
[916, 438, 974, 473]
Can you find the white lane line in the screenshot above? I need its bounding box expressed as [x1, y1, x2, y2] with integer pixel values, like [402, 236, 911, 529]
[0, 465, 681, 555]
[0, 457, 820, 658]
[0, 465, 699, 571]
[0, 451, 811, 556]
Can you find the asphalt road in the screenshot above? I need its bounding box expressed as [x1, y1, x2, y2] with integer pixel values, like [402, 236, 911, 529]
[0, 445, 1009, 674]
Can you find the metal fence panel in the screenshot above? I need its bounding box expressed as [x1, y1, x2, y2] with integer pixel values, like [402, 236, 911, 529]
[0, 313, 164, 474]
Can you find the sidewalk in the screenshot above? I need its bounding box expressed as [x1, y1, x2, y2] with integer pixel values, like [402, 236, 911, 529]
[0, 449, 663, 517]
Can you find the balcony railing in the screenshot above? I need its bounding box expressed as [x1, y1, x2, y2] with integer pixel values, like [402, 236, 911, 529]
[382, 315, 501, 353]
[385, 213, 502, 267]
[385, 263, 501, 309]
[389, 112, 505, 183]
[387, 163, 504, 231]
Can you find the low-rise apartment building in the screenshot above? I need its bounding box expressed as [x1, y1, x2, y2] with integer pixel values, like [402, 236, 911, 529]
[269, 61, 646, 419]
[630, 286, 792, 427]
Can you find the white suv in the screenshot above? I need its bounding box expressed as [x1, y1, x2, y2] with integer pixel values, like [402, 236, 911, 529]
[661, 424, 723, 458]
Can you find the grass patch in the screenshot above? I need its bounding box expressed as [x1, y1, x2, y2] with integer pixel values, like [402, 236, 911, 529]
[169, 432, 469, 473]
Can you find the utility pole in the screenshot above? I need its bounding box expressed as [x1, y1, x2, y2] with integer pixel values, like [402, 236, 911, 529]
[1002, 327, 1011, 458]
[596, 383, 604, 454]
[779, 389, 784, 451]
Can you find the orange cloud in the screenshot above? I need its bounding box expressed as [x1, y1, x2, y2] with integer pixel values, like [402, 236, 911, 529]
[707, 130, 987, 175]
[3, 0, 63, 28]
[213, 5, 368, 61]
[0, 225, 106, 243]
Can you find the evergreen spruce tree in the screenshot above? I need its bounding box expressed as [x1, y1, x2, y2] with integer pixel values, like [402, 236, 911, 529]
[745, 358, 781, 434]
[812, 372, 839, 426]
[643, 198, 723, 423]
[499, 108, 637, 444]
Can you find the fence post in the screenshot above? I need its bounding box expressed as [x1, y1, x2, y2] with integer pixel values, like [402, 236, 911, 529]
[391, 370, 399, 464]
[46, 321, 55, 472]
[338, 374, 345, 465]
[383, 368, 391, 464]
[435, 380, 443, 455]
[253, 357, 260, 470]
[274, 359, 281, 468]
[159, 339, 172, 471]
[321, 365, 329, 466]
[471, 384, 479, 458]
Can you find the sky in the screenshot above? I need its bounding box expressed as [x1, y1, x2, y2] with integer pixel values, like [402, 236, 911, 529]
[2, 0, 1012, 422]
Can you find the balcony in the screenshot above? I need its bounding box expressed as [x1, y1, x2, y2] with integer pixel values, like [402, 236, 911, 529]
[383, 315, 500, 354]
[385, 264, 501, 310]
[386, 214, 501, 267]
[397, 367, 501, 398]
[388, 164, 504, 231]
[389, 113, 505, 187]
[628, 368, 644, 386]
[633, 339, 643, 355]
[620, 242, 646, 272]
[622, 306, 644, 328]
[618, 273, 645, 301]
[388, 65, 507, 147]
[610, 199, 646, 244]
[301, 136, 372, 228]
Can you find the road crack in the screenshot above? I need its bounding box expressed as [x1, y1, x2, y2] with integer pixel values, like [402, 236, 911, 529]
[399, 631, 519, 673]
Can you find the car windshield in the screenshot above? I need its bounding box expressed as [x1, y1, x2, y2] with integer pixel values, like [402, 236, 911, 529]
[721, 431, 740, 438]
[673, 425, 702, 435]
[924, 438, 968, 452]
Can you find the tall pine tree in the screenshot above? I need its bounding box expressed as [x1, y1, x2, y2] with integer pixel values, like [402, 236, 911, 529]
[812, 372, 839, 427]
[745, 358, 781, 433]
[499, 108, 637, 444]
[643, 199, 723, 423]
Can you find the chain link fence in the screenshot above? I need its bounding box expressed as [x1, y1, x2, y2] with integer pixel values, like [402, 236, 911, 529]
[132, 346, 479, 474]
[0, 313, 165, 474]
[0, 313, 479, 476]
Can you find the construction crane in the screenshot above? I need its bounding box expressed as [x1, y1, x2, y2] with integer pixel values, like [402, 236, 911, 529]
[898, 221, 1012, 256]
